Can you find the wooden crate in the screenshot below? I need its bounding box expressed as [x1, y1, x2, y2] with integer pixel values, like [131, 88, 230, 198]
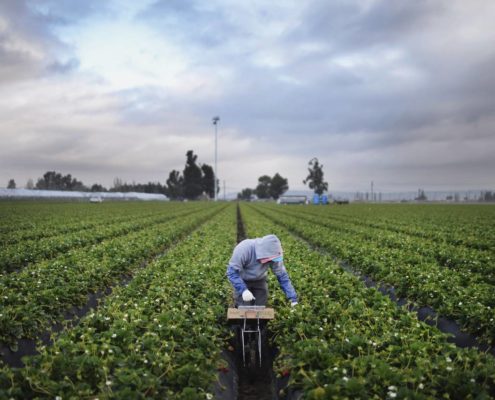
[227, 307, 275, 320]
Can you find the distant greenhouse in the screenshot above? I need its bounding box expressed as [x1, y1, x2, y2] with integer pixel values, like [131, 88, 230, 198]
[0, 189, 169, 201]
[277, 195, 308, 205]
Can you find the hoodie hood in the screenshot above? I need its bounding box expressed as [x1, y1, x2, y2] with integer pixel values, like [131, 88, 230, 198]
[255, 234, 283, 260]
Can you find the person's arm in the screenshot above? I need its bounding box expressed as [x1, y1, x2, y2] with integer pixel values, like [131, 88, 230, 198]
[226, 244, 248, 294]
[271, 262, 297, 302]
[226, 265, 247, 294]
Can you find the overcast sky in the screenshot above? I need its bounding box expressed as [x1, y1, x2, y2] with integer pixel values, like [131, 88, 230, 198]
[1, 0, 494, 194]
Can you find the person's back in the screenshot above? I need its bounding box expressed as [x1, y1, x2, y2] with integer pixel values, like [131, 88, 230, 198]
[226, 234, 298, 307]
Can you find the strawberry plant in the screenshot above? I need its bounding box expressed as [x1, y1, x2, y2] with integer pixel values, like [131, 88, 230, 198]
[0, 203, 238, 399]
[242, 203, 495, 399]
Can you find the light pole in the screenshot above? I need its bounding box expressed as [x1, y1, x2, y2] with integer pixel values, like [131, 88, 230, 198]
[212, 116, 220, 201]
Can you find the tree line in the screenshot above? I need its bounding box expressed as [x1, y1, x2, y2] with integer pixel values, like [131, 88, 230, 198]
[5, 150, 217, 201]
[237, 157, 328, 200]
[5, 155, 331, 200]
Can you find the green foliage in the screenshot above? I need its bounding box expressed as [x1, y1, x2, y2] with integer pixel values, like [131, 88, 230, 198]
[167, 151, 216, 200]
[166, 170, 184, 200]
[254, 173, 289, 199]
[36, 171, 87, 191]
[7, 179, 15, 189]
[0, 202, 221, 347]
[270, 173, 288, 200]
[183, 150, 203, 200]
[200, 164, 216, 198]
[255, 175, 272, 199]
[242, 203, 495, 398]
[0, 203, 236, 399]
[1, 202, 494, 399]
[303, 157, 328, 195]
[237, 188, 254, 200]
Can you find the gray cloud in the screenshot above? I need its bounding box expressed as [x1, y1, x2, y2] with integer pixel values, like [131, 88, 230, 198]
[0, 0, 106, 82]
[1, 0, 494, 192]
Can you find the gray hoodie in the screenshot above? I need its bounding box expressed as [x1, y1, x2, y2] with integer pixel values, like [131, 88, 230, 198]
[226, 234, 297, 302]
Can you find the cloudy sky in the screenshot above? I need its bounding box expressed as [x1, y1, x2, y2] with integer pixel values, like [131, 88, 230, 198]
[1, 0, 494, 194]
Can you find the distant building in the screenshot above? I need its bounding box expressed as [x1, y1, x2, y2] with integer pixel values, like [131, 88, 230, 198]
[277, 195, 308, 205]
[0, 189, 169, 201]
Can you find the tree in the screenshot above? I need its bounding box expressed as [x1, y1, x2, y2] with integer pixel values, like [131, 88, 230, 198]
[269, 173, 288, 199]
[7, 179, 16, 189]
[112, 177, 123, 192]
[303, 158, 328, 195]
[166, 170, 184, 200]
[255, 175, 272, 199]
[36, 171, 87, 191]
[201, 164, 216, 199]
[183, 150, 203, 200]
[91, 183, 107, 192]
[415, 189, 427, 201]
[237, 188, 254, 200]
[26, 179, 34, 189]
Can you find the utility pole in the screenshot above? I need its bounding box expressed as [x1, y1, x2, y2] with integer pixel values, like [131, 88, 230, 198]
[223, 180, 226, 201]
[212, 116, 220, 201]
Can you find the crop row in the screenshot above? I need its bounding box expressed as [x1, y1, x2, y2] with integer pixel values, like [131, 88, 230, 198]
[241, 204, 495, 399]
[263, 204, 495, 285]
[0, 203, 204, 246]
[0, 204, 237, 399]
[0, 204, 225, 349]
[299, 204, 495, 252]
[251, 204, 495, 346]
[0, 201, 143, 235]
[0, 204, 205, 273]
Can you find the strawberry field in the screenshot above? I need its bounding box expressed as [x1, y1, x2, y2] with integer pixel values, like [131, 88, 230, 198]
[0, 201, 494, 399]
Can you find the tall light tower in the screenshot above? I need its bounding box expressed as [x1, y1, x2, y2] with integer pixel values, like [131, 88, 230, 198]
[212, 116, 220, 201]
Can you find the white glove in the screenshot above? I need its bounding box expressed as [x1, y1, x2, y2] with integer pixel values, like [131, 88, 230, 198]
[291, 301, 298, 307]
[242, 289, 256, 302]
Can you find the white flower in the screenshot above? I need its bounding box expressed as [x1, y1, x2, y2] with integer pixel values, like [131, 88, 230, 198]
[418, 383, 424, 390]
[470, 378, 475, 383]
[446, 366, 453, 371]
[105, 380, 112, 386]
[206, 394, 213, 400]
[388, 392, 397, 398]
[343, 377, 349, 382]
[446, 357, 452, 363]
[55, 396, 63, 400]
[112, 333, 117, 338]
[388, 386, 397, 391]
